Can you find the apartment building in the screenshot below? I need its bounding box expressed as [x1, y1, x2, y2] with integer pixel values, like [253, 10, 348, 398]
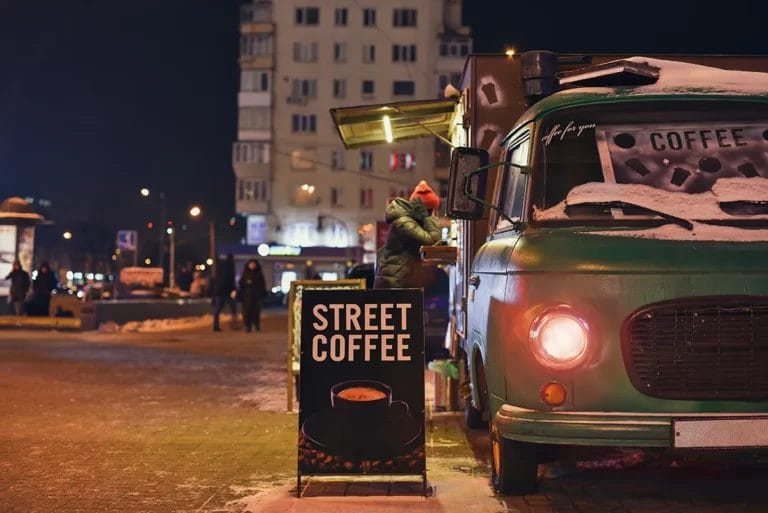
[232, 0, 471, 286]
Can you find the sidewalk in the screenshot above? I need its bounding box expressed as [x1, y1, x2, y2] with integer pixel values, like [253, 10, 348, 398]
[236, 411, 506, 513]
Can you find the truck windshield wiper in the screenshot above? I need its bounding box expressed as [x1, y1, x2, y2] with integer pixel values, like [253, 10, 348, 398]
[566, 200, 694, 230]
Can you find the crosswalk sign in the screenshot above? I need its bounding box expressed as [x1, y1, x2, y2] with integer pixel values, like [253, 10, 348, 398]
[116, 230, 137, 251]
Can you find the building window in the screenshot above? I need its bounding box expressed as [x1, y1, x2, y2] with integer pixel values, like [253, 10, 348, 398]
[332, 79, 346, 99]
[295, 7, 319, 25]
[362, 80, 375, 97]
[360, 188, 374, 208]
[389, 151, 416, 170]
[240, 34, 273, 58]
[362, 44, 375, 63]
[360, 150, 373, 170]
[363, 8, 376, 26]
[291, 114, 317, 133]
[291, 79, 317, 99]
[439, 41, 471, 57]
[293, 41, 318, 62]
[334, 7, 347, 26]
[331, 187, 343, 206]
[238, 179, 269, 201]
[331, 149, 345, 170]
[239, 107, 271, 130]
[241, 70, 270, 92]
[392, 44, 416, 62]
[291, 148, 316, 169]
[233, 142, 271, 164]
[333, 42, 347, 63]
[392, 8, 417, 27]
[392, 80, 415, 96]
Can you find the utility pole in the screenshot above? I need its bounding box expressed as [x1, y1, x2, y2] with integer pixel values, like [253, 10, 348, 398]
[168, 227, 176, 289]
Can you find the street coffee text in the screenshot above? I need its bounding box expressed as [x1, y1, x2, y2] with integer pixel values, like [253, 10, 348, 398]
[311, 303, 413, 362]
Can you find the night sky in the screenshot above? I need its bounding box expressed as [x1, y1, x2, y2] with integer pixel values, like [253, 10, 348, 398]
[2, 0, 768, 238]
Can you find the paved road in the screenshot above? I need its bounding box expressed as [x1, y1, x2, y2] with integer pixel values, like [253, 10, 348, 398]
[1, 312, 768, 513]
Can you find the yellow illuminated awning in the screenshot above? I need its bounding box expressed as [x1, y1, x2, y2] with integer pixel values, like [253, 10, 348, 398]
[330, 98, 459, 149]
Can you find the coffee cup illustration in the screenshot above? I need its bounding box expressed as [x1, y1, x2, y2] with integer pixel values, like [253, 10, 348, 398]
[301, 379, 421, 462]
[330, 379, 408, 422]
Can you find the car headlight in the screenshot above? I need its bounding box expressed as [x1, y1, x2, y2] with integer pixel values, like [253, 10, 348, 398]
[529, 306, 589, 369]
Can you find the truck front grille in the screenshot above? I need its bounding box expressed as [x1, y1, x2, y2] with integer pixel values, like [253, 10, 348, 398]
[622, 297, 768, 400]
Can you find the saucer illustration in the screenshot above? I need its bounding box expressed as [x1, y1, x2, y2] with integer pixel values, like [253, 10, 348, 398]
[301, 402, 422, 460]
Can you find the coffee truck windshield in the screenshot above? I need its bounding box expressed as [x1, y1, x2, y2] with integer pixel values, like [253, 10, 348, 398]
[533, 101, 768, 224]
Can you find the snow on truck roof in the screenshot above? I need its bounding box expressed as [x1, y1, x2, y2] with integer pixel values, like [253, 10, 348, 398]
[525, 57, 768, 120]
[618, 57, 768, 94]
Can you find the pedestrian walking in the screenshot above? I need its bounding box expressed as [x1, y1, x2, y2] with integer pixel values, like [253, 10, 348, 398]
[5, 259, 31, 315]
[238, 258, 267, 332]
[374, 180, 442, 289]
[28, 262, 57, 316]
[212, 254, 237, 331]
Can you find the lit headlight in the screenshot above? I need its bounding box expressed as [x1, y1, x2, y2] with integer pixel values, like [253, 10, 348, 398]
[529, 306, 589, 369]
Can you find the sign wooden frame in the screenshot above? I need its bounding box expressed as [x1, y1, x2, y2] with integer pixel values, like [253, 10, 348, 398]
[286, 279, 366, 412]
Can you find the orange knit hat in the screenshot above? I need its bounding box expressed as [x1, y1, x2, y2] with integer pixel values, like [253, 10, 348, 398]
[409, 180, 440, 210]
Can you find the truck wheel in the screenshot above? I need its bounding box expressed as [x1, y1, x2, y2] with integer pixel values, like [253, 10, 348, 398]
[465, 400, 487, 430]
[490, 423, 538, 495]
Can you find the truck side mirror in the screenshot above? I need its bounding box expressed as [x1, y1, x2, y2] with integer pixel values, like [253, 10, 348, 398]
[447, 147, 489, 220]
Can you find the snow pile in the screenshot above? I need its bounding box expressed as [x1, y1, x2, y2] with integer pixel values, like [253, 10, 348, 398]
[96, 313, 235, 333]
[534, 177, 768, 241]
[712, 176, 768, 203]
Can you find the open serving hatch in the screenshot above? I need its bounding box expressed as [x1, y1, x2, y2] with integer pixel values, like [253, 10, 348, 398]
[330, 98, 458, 149]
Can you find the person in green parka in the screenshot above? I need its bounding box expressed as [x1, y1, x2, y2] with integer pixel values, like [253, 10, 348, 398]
[374, 180, 442, 289]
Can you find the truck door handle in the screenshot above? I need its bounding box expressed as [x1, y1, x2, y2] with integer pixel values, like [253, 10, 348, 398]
[468, 275, 481, 288]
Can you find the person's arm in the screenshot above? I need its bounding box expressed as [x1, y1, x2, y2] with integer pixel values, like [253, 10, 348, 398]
[390, 215, 441, 247]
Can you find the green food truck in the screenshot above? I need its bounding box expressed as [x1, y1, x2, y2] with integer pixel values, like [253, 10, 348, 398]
[331, 51, 768, 494]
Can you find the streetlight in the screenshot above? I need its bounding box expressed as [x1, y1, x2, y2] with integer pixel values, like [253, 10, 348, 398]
[189, 205, 216, 277]
[62, 231, 73, 240]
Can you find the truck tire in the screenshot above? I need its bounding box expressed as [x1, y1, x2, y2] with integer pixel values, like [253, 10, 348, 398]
[464, 400, 487, 430]
[490, 423, 538, 495]
[463, 352, 489, 429]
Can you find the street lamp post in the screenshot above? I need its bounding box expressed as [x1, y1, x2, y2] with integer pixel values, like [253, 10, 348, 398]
[189, 205, 216, 278]
[167, 226, 176, 289]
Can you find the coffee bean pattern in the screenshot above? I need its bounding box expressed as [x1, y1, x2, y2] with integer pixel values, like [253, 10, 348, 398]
[298, 434, 425, 474]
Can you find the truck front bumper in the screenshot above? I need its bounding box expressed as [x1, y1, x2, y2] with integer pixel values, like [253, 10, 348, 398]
[496, 405, 768, 448]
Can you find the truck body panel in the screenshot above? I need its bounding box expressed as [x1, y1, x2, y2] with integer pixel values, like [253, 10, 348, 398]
[332, 52, 768, 492]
